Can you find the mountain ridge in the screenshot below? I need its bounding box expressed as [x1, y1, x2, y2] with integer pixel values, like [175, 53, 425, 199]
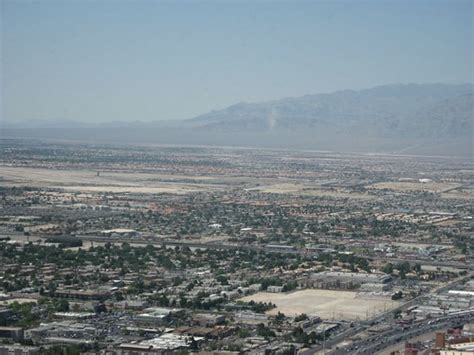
[186, 83, 473, 137]
[2, 83, 473, 157]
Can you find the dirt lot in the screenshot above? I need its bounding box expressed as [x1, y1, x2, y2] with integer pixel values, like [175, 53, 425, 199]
[440, 189, 474, 200]
[368, 181, 461, 193]
[239, 289, 399, 321]
[0, 166, 224, 194]
[257, 183, 377, 200]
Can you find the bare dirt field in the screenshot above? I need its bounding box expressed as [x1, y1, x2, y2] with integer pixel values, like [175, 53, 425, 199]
[0, 166, 225, 194]
[440, 189, 474, 200]
[256, 183, 377, 200]
[368, 181, 461, 193]
[239, 289, 399, 321]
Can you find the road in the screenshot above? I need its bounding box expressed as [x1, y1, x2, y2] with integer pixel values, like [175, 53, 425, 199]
[6, 232, 470, 270]
[71, 235, 472, 270]
[336, 310, 474, 354]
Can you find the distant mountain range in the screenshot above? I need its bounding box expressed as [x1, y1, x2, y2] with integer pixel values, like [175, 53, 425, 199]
[2, 83, 473, 156]
[186, 83, 473, 137]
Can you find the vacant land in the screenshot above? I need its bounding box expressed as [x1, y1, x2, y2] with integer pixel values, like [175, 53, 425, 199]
[0, 166, 225, 194]
[257, 183, 377, 200]
[239, 289, 398, 320]
[440, 188, 474, 200]
[368, 181, 461, 193]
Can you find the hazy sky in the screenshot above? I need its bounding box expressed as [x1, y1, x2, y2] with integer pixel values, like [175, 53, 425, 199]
[1, 0, 473, 124]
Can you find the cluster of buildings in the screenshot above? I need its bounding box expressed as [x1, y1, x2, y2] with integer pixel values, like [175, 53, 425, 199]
[0, 141, 472, 353]
[304, 271, 392, 291]
[398, 325, 474, 355]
